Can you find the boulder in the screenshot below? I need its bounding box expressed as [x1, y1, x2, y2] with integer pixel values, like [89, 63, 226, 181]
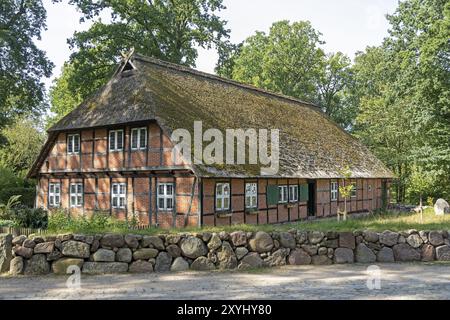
[239, 253, 263, 269]
[288, 249, 311, 265]
[326, 231, 338, 239]
[171, 257, 189, 272]
[279, 232, 296, 249]
[334, 248, 354, 264]
[230, 231, 247, 247]
[116, 248, 132, 263]
[0, 234, 12, 273]
[308, 231, 325, 245]
[235, 247, 248, 260]
[166, 234, 181, 245]
[428, 231, 444, 246]
[377, 247, 395, 262]
[124, 234, 139, 249]
[355, 243, 376, 263]
[379, 231, 399, 247]
[12, 235, 26, 246]
[34, 242, 55, 254]
[248, 231, 274, 253]
[181, 236, 208, 259]
[436, 245, 450, 261]
[166, 244, 182, 258]
[324, 239, 338, 248]
[393, 244, 420, 261]
[133, 248, 159, 260]
[61, 240, 90, 258]
[318, 247, 328, 256]
[124, 260, 152, 273]
[93, 248, 115, 262]
[406, 234, 423, 248]
[9, 256, 24, 275]
[13, 245, 33, 259]
[296, 231, 308, 244]
[22, 239, 36, 249]
[100, 234, 125, 248]
[217, 241, 237, 269]
[338, 232, 355, 249]
[311, 255, 332, 265]
[57, 233, 73, 242]
[155, 252, 172, 272]
[301, 244, 318, 256]
[52, 258, 84, 275]
[207, 234, 222, 251]
[363, 231, 379, 243]
[142, 236, 165, 250]
[434, 198, 450, 215]
[82, 262, 128, 274]
[421, 244, 435, 262]
[46, 250, 63, 261]
[202, 232, 212, 242]
[24, 254, 50, 275]
[265, 248, 289, 267]
[190, 256, 215, 271]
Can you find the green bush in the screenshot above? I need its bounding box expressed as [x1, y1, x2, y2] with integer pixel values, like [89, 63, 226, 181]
[0, 220, 16, 227]
[12, 205, 47, 229]
[0, 187, 35, 207]
[48, 210, 135, 234]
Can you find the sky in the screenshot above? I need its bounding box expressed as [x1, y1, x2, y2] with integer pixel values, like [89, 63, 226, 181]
[38, 0, 399, 91]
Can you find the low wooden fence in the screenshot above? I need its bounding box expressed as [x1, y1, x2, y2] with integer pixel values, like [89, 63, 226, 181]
[0, 226, 48, 237]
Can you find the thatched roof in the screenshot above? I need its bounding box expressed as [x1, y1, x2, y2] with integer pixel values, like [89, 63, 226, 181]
[31, 53, 393, 179]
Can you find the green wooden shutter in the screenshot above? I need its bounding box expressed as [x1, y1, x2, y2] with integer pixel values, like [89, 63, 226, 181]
[266, 185, 279, 205]
[299, 184, 309, 202]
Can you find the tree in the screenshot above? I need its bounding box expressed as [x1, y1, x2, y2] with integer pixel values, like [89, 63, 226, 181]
[0, 118, 45, 175]
[216, 20, 354, 127]
[49, 0, 230, 122]
[337, 166, 354, 221]
[0, 0, 54, 128]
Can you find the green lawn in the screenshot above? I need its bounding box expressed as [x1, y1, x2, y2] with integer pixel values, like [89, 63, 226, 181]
[45, 208, 450, 236]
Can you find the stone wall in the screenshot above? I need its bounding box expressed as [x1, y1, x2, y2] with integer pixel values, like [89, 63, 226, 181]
[2, 229, 450, 275]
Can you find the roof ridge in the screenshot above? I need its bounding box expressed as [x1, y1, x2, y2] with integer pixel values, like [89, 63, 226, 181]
[133, 53, 321, 110]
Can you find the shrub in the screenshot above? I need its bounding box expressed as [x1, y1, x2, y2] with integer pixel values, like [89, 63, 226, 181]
[0, 220, 16, 227]
[12, 205, 48, 229]
[47, 210, 133, 234]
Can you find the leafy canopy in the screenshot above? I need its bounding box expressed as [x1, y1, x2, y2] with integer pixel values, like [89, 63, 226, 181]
[49, 0, 230, 124]
[0, 0, 54, 128]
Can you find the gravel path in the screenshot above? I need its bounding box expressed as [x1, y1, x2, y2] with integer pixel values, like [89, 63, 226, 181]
[1, 263, 450, 300]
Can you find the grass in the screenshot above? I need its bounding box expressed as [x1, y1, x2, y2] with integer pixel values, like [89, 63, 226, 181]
[44, 208, 450, 236]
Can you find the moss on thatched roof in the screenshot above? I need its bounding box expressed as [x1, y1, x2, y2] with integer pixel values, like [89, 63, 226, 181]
[36, 53, 393, 179]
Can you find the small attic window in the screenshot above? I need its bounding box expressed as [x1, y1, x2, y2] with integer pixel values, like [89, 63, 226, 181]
[123, 60, 135, 72]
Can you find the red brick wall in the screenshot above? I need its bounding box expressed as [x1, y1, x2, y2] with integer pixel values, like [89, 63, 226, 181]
[201, 177, 387, 227]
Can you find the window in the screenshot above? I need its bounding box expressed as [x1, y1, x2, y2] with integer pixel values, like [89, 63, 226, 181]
[70, 183, 83, 207]
[157, 183, 174, 211]
[112, 183, 126, 208]
[278, 185, 288, 203]
[109, 130, 124, 151]
[216, 183, 230, 211]
[368, 184, 372, 192]
[351, 181, 357, 198]
[49, 183, 60, 207]
[131, 127, 147, 150]
[245, 183, 257, 209]
[289, 185, 298, 202]
[331, 181, 338, 201]
[67, 134, 80, 154]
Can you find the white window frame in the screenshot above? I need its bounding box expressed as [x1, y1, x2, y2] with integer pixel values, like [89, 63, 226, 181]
[49, 183, 60, 207]
[215, 183, 230, 211]
[331, 181, 338, 201]
[111, 183, 126, 208]
[157, 183, 174, 211]
[67, 134, 80, 154]
[351, 181, 357, 198]
[70, 183, 83, 207]
[131, 127, 147, 150]
[289, 185, 298, 202]
[109, 129, 124, 151]
[278, 185, 288, 203]
[245, 182, 258, 209]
